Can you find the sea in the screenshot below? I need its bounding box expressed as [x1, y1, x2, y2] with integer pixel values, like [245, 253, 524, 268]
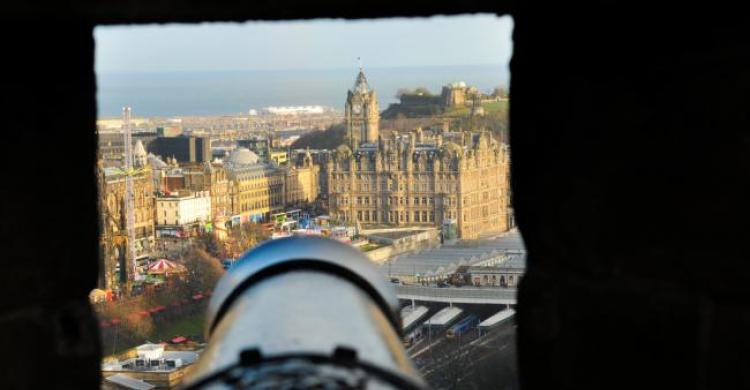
[96, 64, 510, 118]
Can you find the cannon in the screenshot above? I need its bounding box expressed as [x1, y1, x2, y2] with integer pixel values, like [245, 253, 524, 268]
[184, 236, 426, 390]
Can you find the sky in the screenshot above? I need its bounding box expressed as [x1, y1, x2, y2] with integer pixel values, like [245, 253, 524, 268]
[95, 14, 513, 73]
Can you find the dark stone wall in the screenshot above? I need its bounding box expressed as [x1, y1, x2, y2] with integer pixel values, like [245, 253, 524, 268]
[511, 6, 750, 390]
[0, 22, 102, 389]
[2, 2, 750, 389]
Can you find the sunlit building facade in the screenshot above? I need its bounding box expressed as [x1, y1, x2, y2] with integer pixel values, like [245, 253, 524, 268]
[96, 143, 155, 289]
[326, 70, 511, 239]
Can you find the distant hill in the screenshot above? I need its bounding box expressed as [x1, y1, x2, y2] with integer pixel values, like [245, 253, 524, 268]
[291, 123, 346, 149]
[381, 103, 444, 119]
[381, 91, 444, 119]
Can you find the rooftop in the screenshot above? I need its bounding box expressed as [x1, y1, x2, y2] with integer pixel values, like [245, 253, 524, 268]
[104, 374, 155, 390]
[478, 308, 516, 328]
[226, 147, 260, 166]
[427, 306, 463, 326]
[101, 344, 200, 374]
[382, 230, 526, 277]
[400, 305, 429, 330]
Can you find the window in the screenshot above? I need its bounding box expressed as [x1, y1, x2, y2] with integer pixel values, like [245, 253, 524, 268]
[96, 14, 519, 389]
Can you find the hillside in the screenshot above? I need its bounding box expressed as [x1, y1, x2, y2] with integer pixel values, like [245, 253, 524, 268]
[291, 123, 346, 149]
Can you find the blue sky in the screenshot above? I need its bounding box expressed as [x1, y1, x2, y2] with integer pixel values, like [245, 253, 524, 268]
[95, 15, 513, 73]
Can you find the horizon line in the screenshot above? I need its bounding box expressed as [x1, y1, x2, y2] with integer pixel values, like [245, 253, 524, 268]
[97, 62, 509, 75]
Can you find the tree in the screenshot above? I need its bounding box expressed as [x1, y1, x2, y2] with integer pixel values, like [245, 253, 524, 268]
[291, 123, 346, 149]
[182, 247, 224, 294]
[414, 87, 432, 96]
[395, 88, 413, 99]
[196, 233, 223, 258]
[493, 86, 509, 98]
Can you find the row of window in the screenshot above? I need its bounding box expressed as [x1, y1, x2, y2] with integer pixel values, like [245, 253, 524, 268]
[336, 160, 461, 172]
[334, 182, 459, 193]
[239, 197, 281, 212]
[355, 210, 436, 223]
[335, 172, 460, 180]
[341, 196, 456, 206]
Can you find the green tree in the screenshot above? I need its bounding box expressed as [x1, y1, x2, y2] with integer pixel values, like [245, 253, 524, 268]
[395, 88, 413, 99]
[414, 87, 432, 96]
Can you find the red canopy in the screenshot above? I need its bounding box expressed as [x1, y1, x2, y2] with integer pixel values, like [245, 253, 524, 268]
[171, 336, 187, 344]
[147, 259, 187, 275]
[192, 293, 204, 301]
[110, 318, 122, 325]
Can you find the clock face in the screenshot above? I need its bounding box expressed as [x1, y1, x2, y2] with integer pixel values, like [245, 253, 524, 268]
[352, 104, 362, 114]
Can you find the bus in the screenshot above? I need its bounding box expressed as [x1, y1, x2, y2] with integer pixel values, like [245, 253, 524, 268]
[285, 208, 302, 221]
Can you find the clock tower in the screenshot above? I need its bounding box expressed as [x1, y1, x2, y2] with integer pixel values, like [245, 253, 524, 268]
[345, 66, 379, 149]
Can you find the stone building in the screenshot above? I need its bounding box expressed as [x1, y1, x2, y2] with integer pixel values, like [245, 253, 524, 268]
[221, 147, 284, 224]
[183, 161, 231, 224]
[284, 149, 320, 207]
[455, 255, 526, 287]
[154, 190, 212, 235]
[147, 153, 183, 193]
[441, 81, 467, 107]
[97, 142, 156, 289]
[180, 147, 320, 225]
[326, 70, 511, 239]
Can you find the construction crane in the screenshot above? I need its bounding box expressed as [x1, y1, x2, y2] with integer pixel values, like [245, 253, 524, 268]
[114, 106, 143, 291]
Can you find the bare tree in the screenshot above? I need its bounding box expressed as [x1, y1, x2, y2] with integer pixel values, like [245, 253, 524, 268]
[182, 247, 224, 294]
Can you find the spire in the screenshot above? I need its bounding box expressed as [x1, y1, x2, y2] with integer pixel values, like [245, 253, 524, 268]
[133, 140, 147, 167]
[353, 59, 369, 94]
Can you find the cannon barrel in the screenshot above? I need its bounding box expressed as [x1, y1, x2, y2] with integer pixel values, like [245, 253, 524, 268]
[184, 236, 425, 389]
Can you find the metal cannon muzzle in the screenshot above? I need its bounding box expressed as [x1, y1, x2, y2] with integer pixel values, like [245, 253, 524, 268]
[184, 236, 425, 390]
